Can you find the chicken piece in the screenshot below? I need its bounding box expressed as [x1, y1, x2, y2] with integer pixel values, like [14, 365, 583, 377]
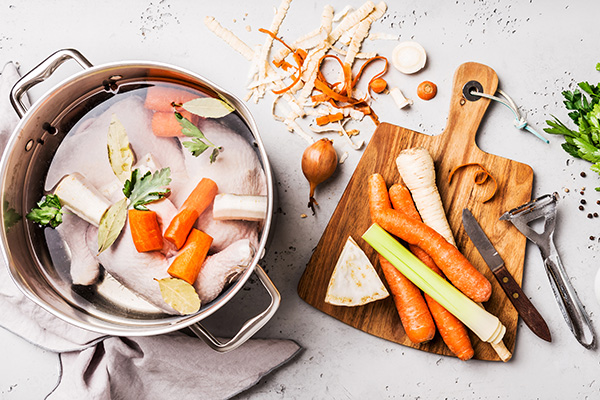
[56, 212, 99, 286]
[194, 239, 254, 304]
[45, 95, 188, 193]
[87, 224, 175, 314]
[172, 118, 267, 252]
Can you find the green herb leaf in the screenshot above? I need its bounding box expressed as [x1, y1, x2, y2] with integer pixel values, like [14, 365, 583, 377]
[3, 200, 22, 231]
[97, 198, 128, 254]
[107, 114, 135, 184]
[182, 138, 210, 156]
[127, 167, 171, 210]
[123, 169, 138, 198]
[597, 63, 600, 72]
[156, 277, 201, 315]
[26, 194, 63, 228]
[182, 97, 234, 119]
[175, 112, 223, 163]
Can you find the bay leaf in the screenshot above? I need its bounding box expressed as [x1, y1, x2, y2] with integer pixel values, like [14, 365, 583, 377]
[97, 198, 128, 254]
[156, 277, 201, 315]
[182, 97, 234, 119]
[107, 114, 135, 184]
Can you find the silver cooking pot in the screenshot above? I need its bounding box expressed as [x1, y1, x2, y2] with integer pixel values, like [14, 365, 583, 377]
[0, 49, 280, 352]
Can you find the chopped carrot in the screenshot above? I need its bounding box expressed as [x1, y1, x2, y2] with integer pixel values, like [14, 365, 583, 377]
[370, 78, 387, 94]
[164, 178, 219, 249]
[144, 86, 198, 112]
[315, 112, 344, 126]
[167, 229, 213, 285]
[368, 174, 492, 303]
[379, 255, 436, 344]
[389, 183, 474, 361]
[128, 209, 163, 252]
[417, 81, 437, 100]
[448, 163, 498, 203]
[151, 110, 194, 137]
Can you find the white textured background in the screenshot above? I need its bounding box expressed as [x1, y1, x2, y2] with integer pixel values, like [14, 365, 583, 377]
[1, 0, 600, 398]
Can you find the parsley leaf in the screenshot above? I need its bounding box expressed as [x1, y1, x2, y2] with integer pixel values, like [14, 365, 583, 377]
[126, 167, 172, 211]
[544, 65, 600, 188]
[3, 200, 22, 231]
[26, 194, 63, 228]
[175, 112, 223, 163]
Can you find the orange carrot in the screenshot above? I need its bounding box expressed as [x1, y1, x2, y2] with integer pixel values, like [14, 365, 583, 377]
[368, 178, 435, 344]
[167, 229, 213, 285]
[389, 183, 474, 360]
[368, 174, 492, 303]
[164, 178, 218, 249]
[151, 110, 194, 137]
[144, 86, 198, 112]
[379, 255, 436, 344]
[128, 209, 164, 252]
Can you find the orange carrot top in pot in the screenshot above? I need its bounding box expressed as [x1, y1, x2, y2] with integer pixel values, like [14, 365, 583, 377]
[167, 229, 213, 285]
[164, 178, 219, 249]
[128, 209, 163, 252]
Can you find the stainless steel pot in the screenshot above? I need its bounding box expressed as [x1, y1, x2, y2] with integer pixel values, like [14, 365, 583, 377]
[0, 48, 280, 352]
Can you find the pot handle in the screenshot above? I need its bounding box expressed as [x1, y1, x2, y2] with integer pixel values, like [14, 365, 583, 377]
[188, 265, 281, 352]
[10, 48, 93, 118]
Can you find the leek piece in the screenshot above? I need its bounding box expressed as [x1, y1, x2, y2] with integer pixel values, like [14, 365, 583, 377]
[362, 223, 505, 344]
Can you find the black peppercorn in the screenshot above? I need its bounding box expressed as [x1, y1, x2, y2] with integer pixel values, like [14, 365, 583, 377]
[581, 199, 587, 205]
[579, 205, 585, 211]
[581, 172, 587, 177]
[588, 213, 593, 218]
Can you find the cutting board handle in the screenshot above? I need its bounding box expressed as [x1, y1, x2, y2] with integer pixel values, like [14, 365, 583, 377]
[442, 62, 499, 148]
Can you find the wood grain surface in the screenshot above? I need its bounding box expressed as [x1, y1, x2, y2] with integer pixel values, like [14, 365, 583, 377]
[297, 62, 534, 361]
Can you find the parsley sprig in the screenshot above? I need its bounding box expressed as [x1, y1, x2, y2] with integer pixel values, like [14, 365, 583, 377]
[544, 69, 600, 189]
[175, 112, 223, 163]
[26, 194, 63, 228]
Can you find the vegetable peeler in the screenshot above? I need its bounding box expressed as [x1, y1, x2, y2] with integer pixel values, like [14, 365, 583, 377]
[500, 193, 597, 349]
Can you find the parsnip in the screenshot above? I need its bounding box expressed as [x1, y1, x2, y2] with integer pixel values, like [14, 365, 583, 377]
[54, 173, 112, 227]
[396, 148, 455, 246]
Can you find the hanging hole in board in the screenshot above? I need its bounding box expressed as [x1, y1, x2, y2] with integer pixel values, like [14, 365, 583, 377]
[462, 80, 484, 101]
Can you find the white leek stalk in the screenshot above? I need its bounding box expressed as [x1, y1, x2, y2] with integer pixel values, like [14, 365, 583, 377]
[362, 223, 506, 345]
[54, 173, 112, 227]
[212, 194, 267, 221]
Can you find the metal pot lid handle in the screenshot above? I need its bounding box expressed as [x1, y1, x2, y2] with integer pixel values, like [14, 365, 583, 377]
[188, 265, 281, 352]
[10, 48, 93, 118]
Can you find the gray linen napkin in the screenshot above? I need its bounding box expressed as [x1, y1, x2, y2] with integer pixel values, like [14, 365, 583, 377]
[0, 61, 300, 400]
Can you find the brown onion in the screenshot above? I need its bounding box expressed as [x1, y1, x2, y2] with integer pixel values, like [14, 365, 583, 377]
[301, 138, 338, 212]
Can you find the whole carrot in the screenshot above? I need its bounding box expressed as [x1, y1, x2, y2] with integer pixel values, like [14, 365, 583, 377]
[128, 209, 163, 252]
[164, 178, 219, 249]
[379, 255, 436, 344]
[368, 177, 435, 344]
[389, 182, 474, 360]
[167, 229, 213, 285]
[368, 174, 492, 303]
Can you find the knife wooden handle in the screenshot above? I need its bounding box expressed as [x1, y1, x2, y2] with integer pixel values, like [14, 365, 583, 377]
[494, 264, 552, 342]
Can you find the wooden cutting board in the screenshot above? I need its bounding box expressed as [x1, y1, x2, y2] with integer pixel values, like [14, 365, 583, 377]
[298, 62, 534, 361]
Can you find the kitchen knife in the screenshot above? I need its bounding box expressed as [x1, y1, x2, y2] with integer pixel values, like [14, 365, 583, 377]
[462, 208, 552, 342]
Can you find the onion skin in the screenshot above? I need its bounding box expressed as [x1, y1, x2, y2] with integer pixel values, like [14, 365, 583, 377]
[301, 138, 338, 212]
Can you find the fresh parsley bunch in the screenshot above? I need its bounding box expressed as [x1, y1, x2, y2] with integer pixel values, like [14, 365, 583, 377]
[544, 70, 600, 189]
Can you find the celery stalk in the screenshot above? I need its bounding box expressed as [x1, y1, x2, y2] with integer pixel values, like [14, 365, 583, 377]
[362, 223, 505, 344]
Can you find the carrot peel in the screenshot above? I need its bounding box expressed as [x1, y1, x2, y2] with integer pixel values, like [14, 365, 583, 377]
[448, 163, 498, 203]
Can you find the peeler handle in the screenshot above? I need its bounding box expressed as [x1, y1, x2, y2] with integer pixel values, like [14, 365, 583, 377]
[543, 243, 596, 349]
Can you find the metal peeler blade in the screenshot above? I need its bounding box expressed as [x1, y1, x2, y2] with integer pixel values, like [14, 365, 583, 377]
[500, 193, 596, 349]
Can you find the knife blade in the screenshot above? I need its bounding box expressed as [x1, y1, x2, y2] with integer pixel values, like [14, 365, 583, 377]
[462, 208, 552, 342]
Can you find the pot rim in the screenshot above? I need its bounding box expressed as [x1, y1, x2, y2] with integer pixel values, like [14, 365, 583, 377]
[0, 55, 276, 337]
